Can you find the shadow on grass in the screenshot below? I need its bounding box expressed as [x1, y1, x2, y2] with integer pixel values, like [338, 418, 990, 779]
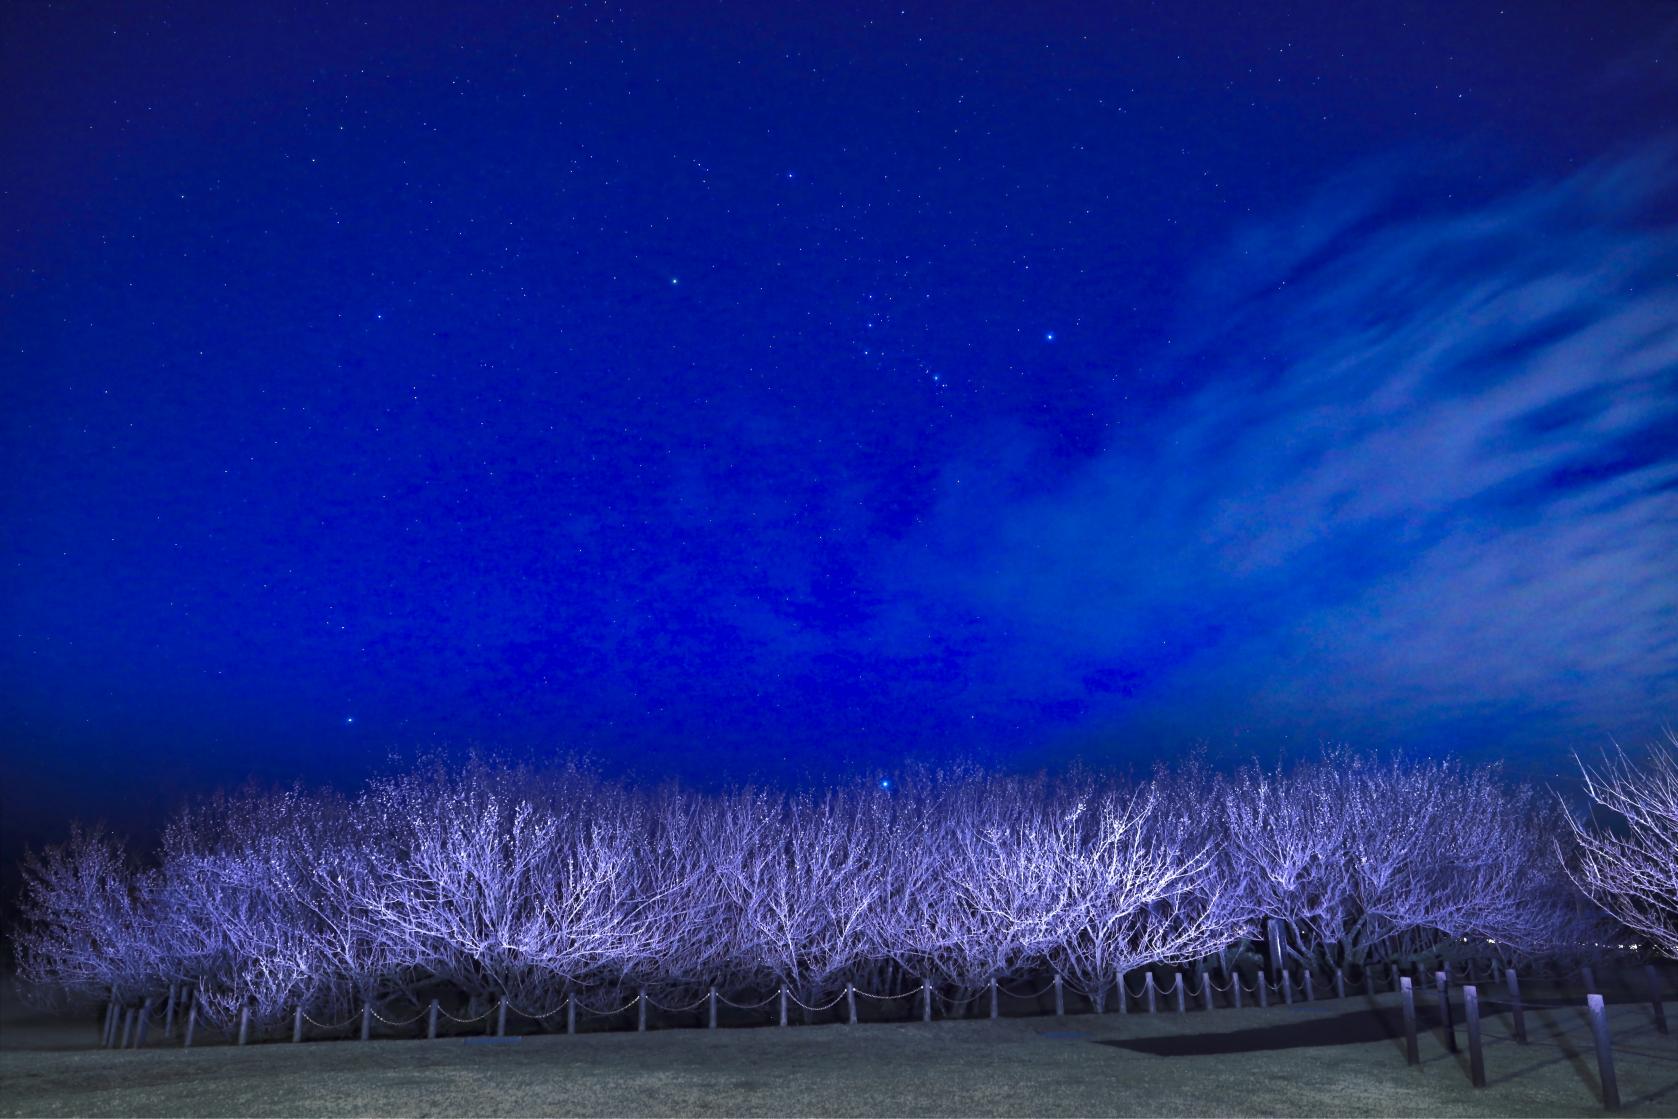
[1098, 1007, 1404, 1056]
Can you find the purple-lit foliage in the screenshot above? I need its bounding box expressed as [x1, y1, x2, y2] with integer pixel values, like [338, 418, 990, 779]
[12, 754, 1615, 1030]
[1219, 753, 1596, 970]
[1567, 735, 1678, 957]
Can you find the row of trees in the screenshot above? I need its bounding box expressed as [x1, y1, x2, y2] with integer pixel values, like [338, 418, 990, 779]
[13, 745, 1673, 1034]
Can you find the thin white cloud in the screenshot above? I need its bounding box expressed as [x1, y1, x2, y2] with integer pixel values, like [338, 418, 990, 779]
[908, 148, 1678, 753]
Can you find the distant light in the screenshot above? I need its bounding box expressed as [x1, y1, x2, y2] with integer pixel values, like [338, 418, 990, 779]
[878, 778, 893, 791]
[1044, 331, 1056, 342]
[670, 277, 679, 285]
[345, 716, 355, 725]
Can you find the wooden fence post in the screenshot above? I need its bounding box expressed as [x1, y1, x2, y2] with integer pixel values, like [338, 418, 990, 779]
[361, 1003, 372, 1041]
[238, 1005, 251, 1046]
[1335, 968, 1345, 1000]
[778, 986, 787, 1028]
[184, 1002, 198, 1048]
[135, 998, 152, 1048]
[1434, 971, 1457, 1053]
[1233, 971, 1243, 1009]
[119, 1007, 134, 1050]
[1646, 964, 1668, 1035]
[568, 993, 577, 1036]
[1053, 973, 1065, 1017]
[1267, 917, 1284, 978]
[165, 985, 177, 1039]
[707, 988, 716, 1030]
[988, 977, 997, 1020]
[1256, 969, 1268, 1009]
[922, 980, 932, 1023]
[1201, 973, 1213, 1013]
[1587, 993, 1620, 1111]
[103, 998, 118, 1049]
[1303, 970, 1314, 1002]
[292, 1005, 303, 1043]
[1400, 977, 1419, 1066]
[494, 998, 505, 1037]
[1282, 968, 1294, 1006]
[849, 984, 859, 1025]
[1364, 967, 1374, 1000]
[1145, 973, 1157, 1014]
[428, 1000, 439, 1040]
[1174, 972, 1186, 1014]
[1503, 968, 1527, 1043]
[642, 988, 651, 1032]
[1464, 985, 1485, 1088]
[1118, 974, 1129, 1014]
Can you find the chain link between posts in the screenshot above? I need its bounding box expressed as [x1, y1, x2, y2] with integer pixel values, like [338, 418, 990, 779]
[505, 1002, 567, 1020]
[715, 991, 783, 1009]
[999, 979, 1058, 1000]
[436, 1005, 496, 1024]
[574, 994, 643, 1017]
[853, 984, 925, 1002]
[785, 989, 848, 1012]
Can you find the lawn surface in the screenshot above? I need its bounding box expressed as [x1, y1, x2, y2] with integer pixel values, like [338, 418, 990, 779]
[3, 985, 1674, 1117]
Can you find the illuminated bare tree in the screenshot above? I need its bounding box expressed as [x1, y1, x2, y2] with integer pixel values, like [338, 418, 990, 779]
[1223, 754, 1586, 968]
[1567, 735, 1678, 957]
[7, 753, 1605, 1022]
[14, 828, 158, 1008]
[1047, 786, 1242, 1009]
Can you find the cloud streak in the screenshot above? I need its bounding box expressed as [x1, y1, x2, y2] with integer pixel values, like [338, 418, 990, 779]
[903, 148, 1678, 758]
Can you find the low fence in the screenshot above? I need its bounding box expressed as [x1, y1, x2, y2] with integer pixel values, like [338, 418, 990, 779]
[1393, 966, 1674, 1111]
[95, 959, 1672, 1108]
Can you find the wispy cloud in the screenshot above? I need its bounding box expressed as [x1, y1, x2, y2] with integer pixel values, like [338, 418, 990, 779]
[901, 148, 1678, 757]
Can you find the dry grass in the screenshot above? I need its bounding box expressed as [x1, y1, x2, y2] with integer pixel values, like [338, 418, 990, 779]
[4, 984, 1674, 1117]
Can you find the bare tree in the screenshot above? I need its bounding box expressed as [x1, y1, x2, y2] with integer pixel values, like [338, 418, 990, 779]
[14, 827, 158, 1009]
[1223, 754, 1587, 969]
[8, 752, 1605, 1020]
[1566, 735, 1678, 957]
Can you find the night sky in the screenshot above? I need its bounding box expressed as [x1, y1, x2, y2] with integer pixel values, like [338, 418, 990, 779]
[3, 2, 1675, 862]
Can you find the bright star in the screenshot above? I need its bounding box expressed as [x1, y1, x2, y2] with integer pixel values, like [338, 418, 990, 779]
[1044, 331, 1056, 342]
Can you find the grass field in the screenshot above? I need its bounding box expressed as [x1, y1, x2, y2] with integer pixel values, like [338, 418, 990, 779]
[3, 983, 1674, 1117]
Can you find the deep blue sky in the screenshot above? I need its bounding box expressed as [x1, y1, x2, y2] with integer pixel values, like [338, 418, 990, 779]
[3, 1, 1675, 858]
